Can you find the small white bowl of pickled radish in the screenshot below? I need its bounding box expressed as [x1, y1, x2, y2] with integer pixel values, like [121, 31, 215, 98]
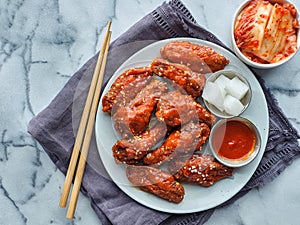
[202, 70, 251, 118]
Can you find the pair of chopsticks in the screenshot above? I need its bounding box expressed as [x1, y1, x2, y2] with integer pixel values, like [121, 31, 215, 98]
[59, 21, 112, 219]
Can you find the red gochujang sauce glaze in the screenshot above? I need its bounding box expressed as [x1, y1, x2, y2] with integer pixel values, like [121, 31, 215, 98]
[212, 120, 256, 160]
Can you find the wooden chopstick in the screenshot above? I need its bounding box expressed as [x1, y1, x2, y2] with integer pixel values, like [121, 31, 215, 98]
[59, 21, 111, 215]
[66, 30, 111, 219]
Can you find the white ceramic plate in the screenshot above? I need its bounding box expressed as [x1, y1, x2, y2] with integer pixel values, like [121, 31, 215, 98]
[95, 38, 269, 213]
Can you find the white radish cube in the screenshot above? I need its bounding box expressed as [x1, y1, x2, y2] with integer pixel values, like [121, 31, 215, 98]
[202, 81, 225, 111]
[215, 81, 227, 97]
[225, 77, 249, 100]
[224, 95, 244, 116]
[214, 74, 231, 90]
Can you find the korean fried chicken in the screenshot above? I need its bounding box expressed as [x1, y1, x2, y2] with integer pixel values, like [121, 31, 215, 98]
[102, 67, 152, 114]
[156, 90, 216, 127]
[160, 41, 229, 73]
[151, 58, 206, 98]
[168, 153, 233, 187]
[126, 165, 185, 203]
[112, 122, 167, 165]
[113, 79, 168, 138]
[143, 122, 210, 166]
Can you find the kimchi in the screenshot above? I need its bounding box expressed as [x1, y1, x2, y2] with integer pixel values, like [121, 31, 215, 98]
[234, 0, 299, 63]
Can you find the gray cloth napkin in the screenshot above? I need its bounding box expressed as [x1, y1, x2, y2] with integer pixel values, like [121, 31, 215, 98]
[28, 0, 300, 224]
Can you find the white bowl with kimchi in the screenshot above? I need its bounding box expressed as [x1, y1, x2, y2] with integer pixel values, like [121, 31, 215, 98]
[231, 0, 300, 69]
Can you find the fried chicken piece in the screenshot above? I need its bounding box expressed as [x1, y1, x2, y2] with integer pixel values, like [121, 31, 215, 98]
[112, 122, 167, 165]
[143, 122, 210, 166]
[113, 79, 168, 138]
[156, 90, 216, 127]
[126, 165, 184, 203]
[195, 103, 217, 127]
[102, 67, 153, 114]
[160, 41, 230, 73]
[151, 58, 205, 98]
[168, 153, 233, 187]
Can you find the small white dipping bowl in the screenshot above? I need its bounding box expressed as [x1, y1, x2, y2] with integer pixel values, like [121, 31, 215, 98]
[231, 0, 300, 69]
[209, 117, 261, 168]
[203, 70, 252, 118]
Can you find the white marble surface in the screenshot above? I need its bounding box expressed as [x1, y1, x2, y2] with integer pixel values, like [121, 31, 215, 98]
[0, 0, 300, 224]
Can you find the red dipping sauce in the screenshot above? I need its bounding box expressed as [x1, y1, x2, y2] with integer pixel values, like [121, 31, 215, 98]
[212, 120, 256, 161]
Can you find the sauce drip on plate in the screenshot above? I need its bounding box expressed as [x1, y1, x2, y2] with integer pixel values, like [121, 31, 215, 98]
[212, 120, 256, 160]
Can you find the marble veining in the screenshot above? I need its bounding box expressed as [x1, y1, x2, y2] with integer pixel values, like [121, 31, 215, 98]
[271, 86, 300, 97]
[1, 0, 300, 224]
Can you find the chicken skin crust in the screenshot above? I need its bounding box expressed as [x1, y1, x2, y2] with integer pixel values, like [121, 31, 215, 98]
[168, 153, 233, 187]
[126, 165, 185, 203]
[151, 58, 205, 98]
[143, 122, 210, 166]
[102, 67, 153, 114]
[156, 90, 216, 128]
[112, 122, 167, 165]
[160, 41, 230, 73]
[113, 79, 168, 138]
